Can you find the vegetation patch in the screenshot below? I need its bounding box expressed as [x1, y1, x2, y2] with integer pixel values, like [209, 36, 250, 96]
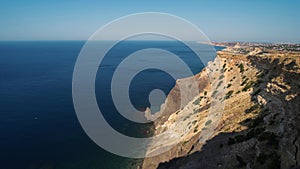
[183, 140, 189, 145]
[230, 76, 236, 82]
[241, 78, 249, 86]
[192, 120, 197, 125]
[252, 88, 261, 96]
[183, 116, 190, 121]
[193, 97, 203, 105]
[193, 125, 199, 133]
[245, 104, 260, 113]
[212, 90, 218, 98]
[225, 90, 234, 99]
[217, 81, 223, 89]
[193, 108, 199, 114]
[242, 81, 257, 91]
[250, 116, 264, 127]
[205, 120, 212, 126]
[256, 72, 265, 78]
[238, 63, 244, 73]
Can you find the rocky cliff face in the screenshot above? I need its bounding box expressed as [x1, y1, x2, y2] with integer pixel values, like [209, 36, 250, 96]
[142, 46, 300, 169]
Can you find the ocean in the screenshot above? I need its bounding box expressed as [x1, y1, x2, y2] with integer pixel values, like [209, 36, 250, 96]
[0, 41, 223, 169]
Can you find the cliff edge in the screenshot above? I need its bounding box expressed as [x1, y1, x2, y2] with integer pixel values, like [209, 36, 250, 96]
[142, 44, 300, 169]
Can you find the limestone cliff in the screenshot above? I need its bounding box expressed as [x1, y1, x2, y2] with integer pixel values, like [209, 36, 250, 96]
[142, 45, 300, 169]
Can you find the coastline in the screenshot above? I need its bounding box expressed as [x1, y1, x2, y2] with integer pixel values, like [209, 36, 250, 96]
[142, 43, 300, 169]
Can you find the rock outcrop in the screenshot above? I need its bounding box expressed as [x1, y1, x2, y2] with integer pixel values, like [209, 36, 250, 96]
[142, 45, 300, 169]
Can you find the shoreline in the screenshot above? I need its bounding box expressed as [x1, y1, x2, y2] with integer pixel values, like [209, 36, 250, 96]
[142, 44, 300, 169]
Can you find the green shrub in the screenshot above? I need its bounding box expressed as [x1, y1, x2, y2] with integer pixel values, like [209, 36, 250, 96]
[252, 88, 261, 96]
[256, 72, 265, 78]
[242, 81, 256, 91]
[238, 63, 244, 73]
[192, 120, 197, 125]
[183, 140, 189, 145]
[217, 81, 223, 89]
[193, 97, 202, 105]
[205, 120, 212, 126]
[241, 78, 249, 86]
[212, 90, 218, 98]
[194, 125, 199, 133]
[225, 90, 234, 99]
[245, 104, 260, 113]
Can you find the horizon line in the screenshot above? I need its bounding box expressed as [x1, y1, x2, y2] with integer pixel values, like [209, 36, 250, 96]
[0, 40, 299, 44]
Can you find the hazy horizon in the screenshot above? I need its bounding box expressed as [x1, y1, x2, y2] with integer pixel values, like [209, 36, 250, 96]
[0, 40, 298, 44]
[1, 1, 300, 43]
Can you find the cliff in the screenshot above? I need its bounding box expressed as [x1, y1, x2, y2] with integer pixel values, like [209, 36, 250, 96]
[142, 45, 300, 169]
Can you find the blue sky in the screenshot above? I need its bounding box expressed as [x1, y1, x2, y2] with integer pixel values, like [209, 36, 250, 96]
[0, 0, 299, 42]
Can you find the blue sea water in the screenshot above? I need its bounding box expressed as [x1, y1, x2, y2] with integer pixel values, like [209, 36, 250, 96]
[0, 41, 223, 169]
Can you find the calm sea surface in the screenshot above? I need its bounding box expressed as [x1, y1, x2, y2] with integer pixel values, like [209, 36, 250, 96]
[0, 41, 223, 169]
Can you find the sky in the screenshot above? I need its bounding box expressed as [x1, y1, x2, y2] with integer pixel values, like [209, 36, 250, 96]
[0, 0, 299, 43]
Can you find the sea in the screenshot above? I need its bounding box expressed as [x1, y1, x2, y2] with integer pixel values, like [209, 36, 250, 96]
[0, 41, 224, 169]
